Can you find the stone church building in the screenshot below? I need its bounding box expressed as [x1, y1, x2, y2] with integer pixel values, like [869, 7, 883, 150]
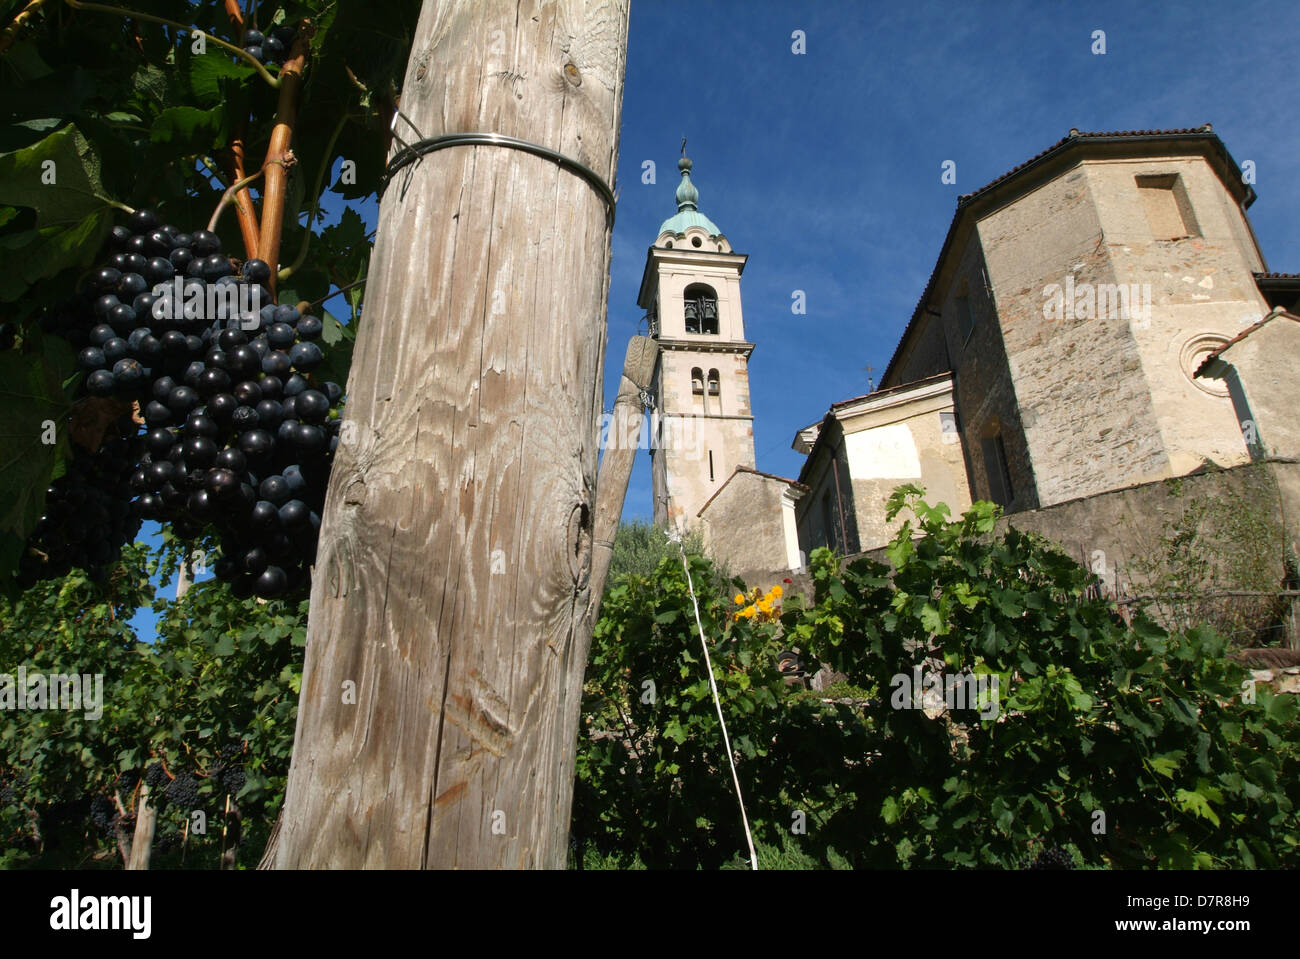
[639, 127, 1299, 586]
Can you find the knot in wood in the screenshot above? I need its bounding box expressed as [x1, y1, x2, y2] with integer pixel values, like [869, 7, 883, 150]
[567, 501, 592, 585]
[563, 62, 582, 86]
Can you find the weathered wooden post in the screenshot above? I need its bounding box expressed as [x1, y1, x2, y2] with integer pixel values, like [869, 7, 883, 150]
[588, 335, 657, 618]
[276, 0, 630, 868]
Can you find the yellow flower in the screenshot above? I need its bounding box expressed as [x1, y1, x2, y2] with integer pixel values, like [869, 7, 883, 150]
[771, 584, 783, 598]
[734, 593, 746, 605]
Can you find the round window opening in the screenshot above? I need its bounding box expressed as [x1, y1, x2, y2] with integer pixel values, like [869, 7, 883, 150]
[691, 236, 702, 248]
[664, 240, 673, 248]
[1180, 333, 1230, 397]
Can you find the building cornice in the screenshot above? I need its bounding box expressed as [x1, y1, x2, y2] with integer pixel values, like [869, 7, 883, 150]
[656, 337, 755, 357]
[638, 247, 748, 308]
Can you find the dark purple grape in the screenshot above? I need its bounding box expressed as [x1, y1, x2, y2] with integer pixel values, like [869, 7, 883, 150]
[129, 209, 159, 233]
[241, 259, 272, 284]
[199, 367, 232, 394]
[250, 500, 279, 530]
[94, 267, 123, 291]
[118, 273, 148, 298]
[191, 230, 220, 256]
[296, 315, 323, 340]
[167, 385, 200, 416]
[289, 341, 323, 372]
[295, 389, 329, 423]
[230, 405, 260, 432]
[259, 475, 289, 504]
[144, 257, 174, 284]
[241, 545, 269, 575]
[254, 564, 287, 598]
[233, 379, 263, 406]
[255, 399, 283, 429]
[293, 423, 325, 453]
[262, 351, 291, 377]
[112, 358, 145, 387]
[201, 254, 232, 281]
[207, 393, 239, 424]
[146, 428, 176, 456]
[78, 346, 106, 370]
[182, 436, 217, 468]
[86, 369, 115, 396]
[239, 429, 274, 458]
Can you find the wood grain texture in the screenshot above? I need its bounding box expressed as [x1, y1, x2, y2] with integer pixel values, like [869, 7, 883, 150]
[276, 0, 629, 869]
[588, 335, 657, 618]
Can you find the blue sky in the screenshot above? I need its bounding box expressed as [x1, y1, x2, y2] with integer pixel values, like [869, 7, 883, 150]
[132, 0, 1300, 636]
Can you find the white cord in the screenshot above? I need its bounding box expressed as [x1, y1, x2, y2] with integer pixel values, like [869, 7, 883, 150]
[646, 395, 758, 869]
[671, 527, 760, 871]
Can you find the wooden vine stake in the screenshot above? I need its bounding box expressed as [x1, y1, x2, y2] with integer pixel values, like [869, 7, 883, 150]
[276, 0, 630, 868]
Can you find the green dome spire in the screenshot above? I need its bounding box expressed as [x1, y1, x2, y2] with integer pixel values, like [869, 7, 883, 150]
[674, 156, 699, 211]
[658, 152, 722, 238]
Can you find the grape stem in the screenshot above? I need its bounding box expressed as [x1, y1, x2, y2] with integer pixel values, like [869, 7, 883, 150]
[221, 120, 262, 259]
[62, 0, 281, 89]
[257, 22, 312, 297]
[0, 0, 51, 55]
[280, 111, 351, 282]
[207, 166, 267, 235]
[304, 274, 367, 313]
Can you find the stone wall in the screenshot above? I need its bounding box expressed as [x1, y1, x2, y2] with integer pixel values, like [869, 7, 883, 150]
[700, 469, 799, 583]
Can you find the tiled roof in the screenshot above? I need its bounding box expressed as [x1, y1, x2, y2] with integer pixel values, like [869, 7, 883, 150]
[696, 465, 807, 518]
[1255, 272, 1300, 280]
[881, 125, 1241, 388]
[1194, 308, 1300, 375]
[958, 126, 1216, 203]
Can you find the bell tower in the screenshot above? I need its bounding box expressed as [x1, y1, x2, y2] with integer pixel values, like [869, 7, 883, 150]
[637, 152, 756, 528]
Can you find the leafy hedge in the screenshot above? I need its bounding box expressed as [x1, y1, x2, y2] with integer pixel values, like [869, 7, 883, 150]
[573, 488, 1299, 869]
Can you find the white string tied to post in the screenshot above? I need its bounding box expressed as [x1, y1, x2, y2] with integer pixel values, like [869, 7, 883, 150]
[666, 523, 759, 871]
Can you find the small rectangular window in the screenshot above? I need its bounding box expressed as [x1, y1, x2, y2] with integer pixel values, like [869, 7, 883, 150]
[1137, 173, 1199, 240]
[939, 411, 959, 444]
[708, 450, 714, 482]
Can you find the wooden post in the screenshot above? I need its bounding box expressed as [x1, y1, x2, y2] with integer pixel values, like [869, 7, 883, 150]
[276, 0, 629, 869]
[588, 336, 657, 617]
[125, 783, 155, 870]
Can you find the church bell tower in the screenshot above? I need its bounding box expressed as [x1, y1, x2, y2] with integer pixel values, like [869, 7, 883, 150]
[637, 153, 756, 528]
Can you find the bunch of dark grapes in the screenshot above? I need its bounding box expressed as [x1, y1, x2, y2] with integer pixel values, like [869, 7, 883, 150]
[114, 768, 141, 794]
[164, 772, 199, 810]
[0, 783, 18, 807]
[16, 416, 142, 589]
[242, 25, 296, 66]
[1028, 845, 1074, 870]
[89, 795, 118, 837]
[216, 764, 246, 796]
[143, 762, 168, 791]
[31, 208, 346, 599]
[155, 830, 180, 854]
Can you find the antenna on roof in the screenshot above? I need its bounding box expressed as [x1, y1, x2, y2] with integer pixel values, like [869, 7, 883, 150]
[863, 364, 875, 393]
